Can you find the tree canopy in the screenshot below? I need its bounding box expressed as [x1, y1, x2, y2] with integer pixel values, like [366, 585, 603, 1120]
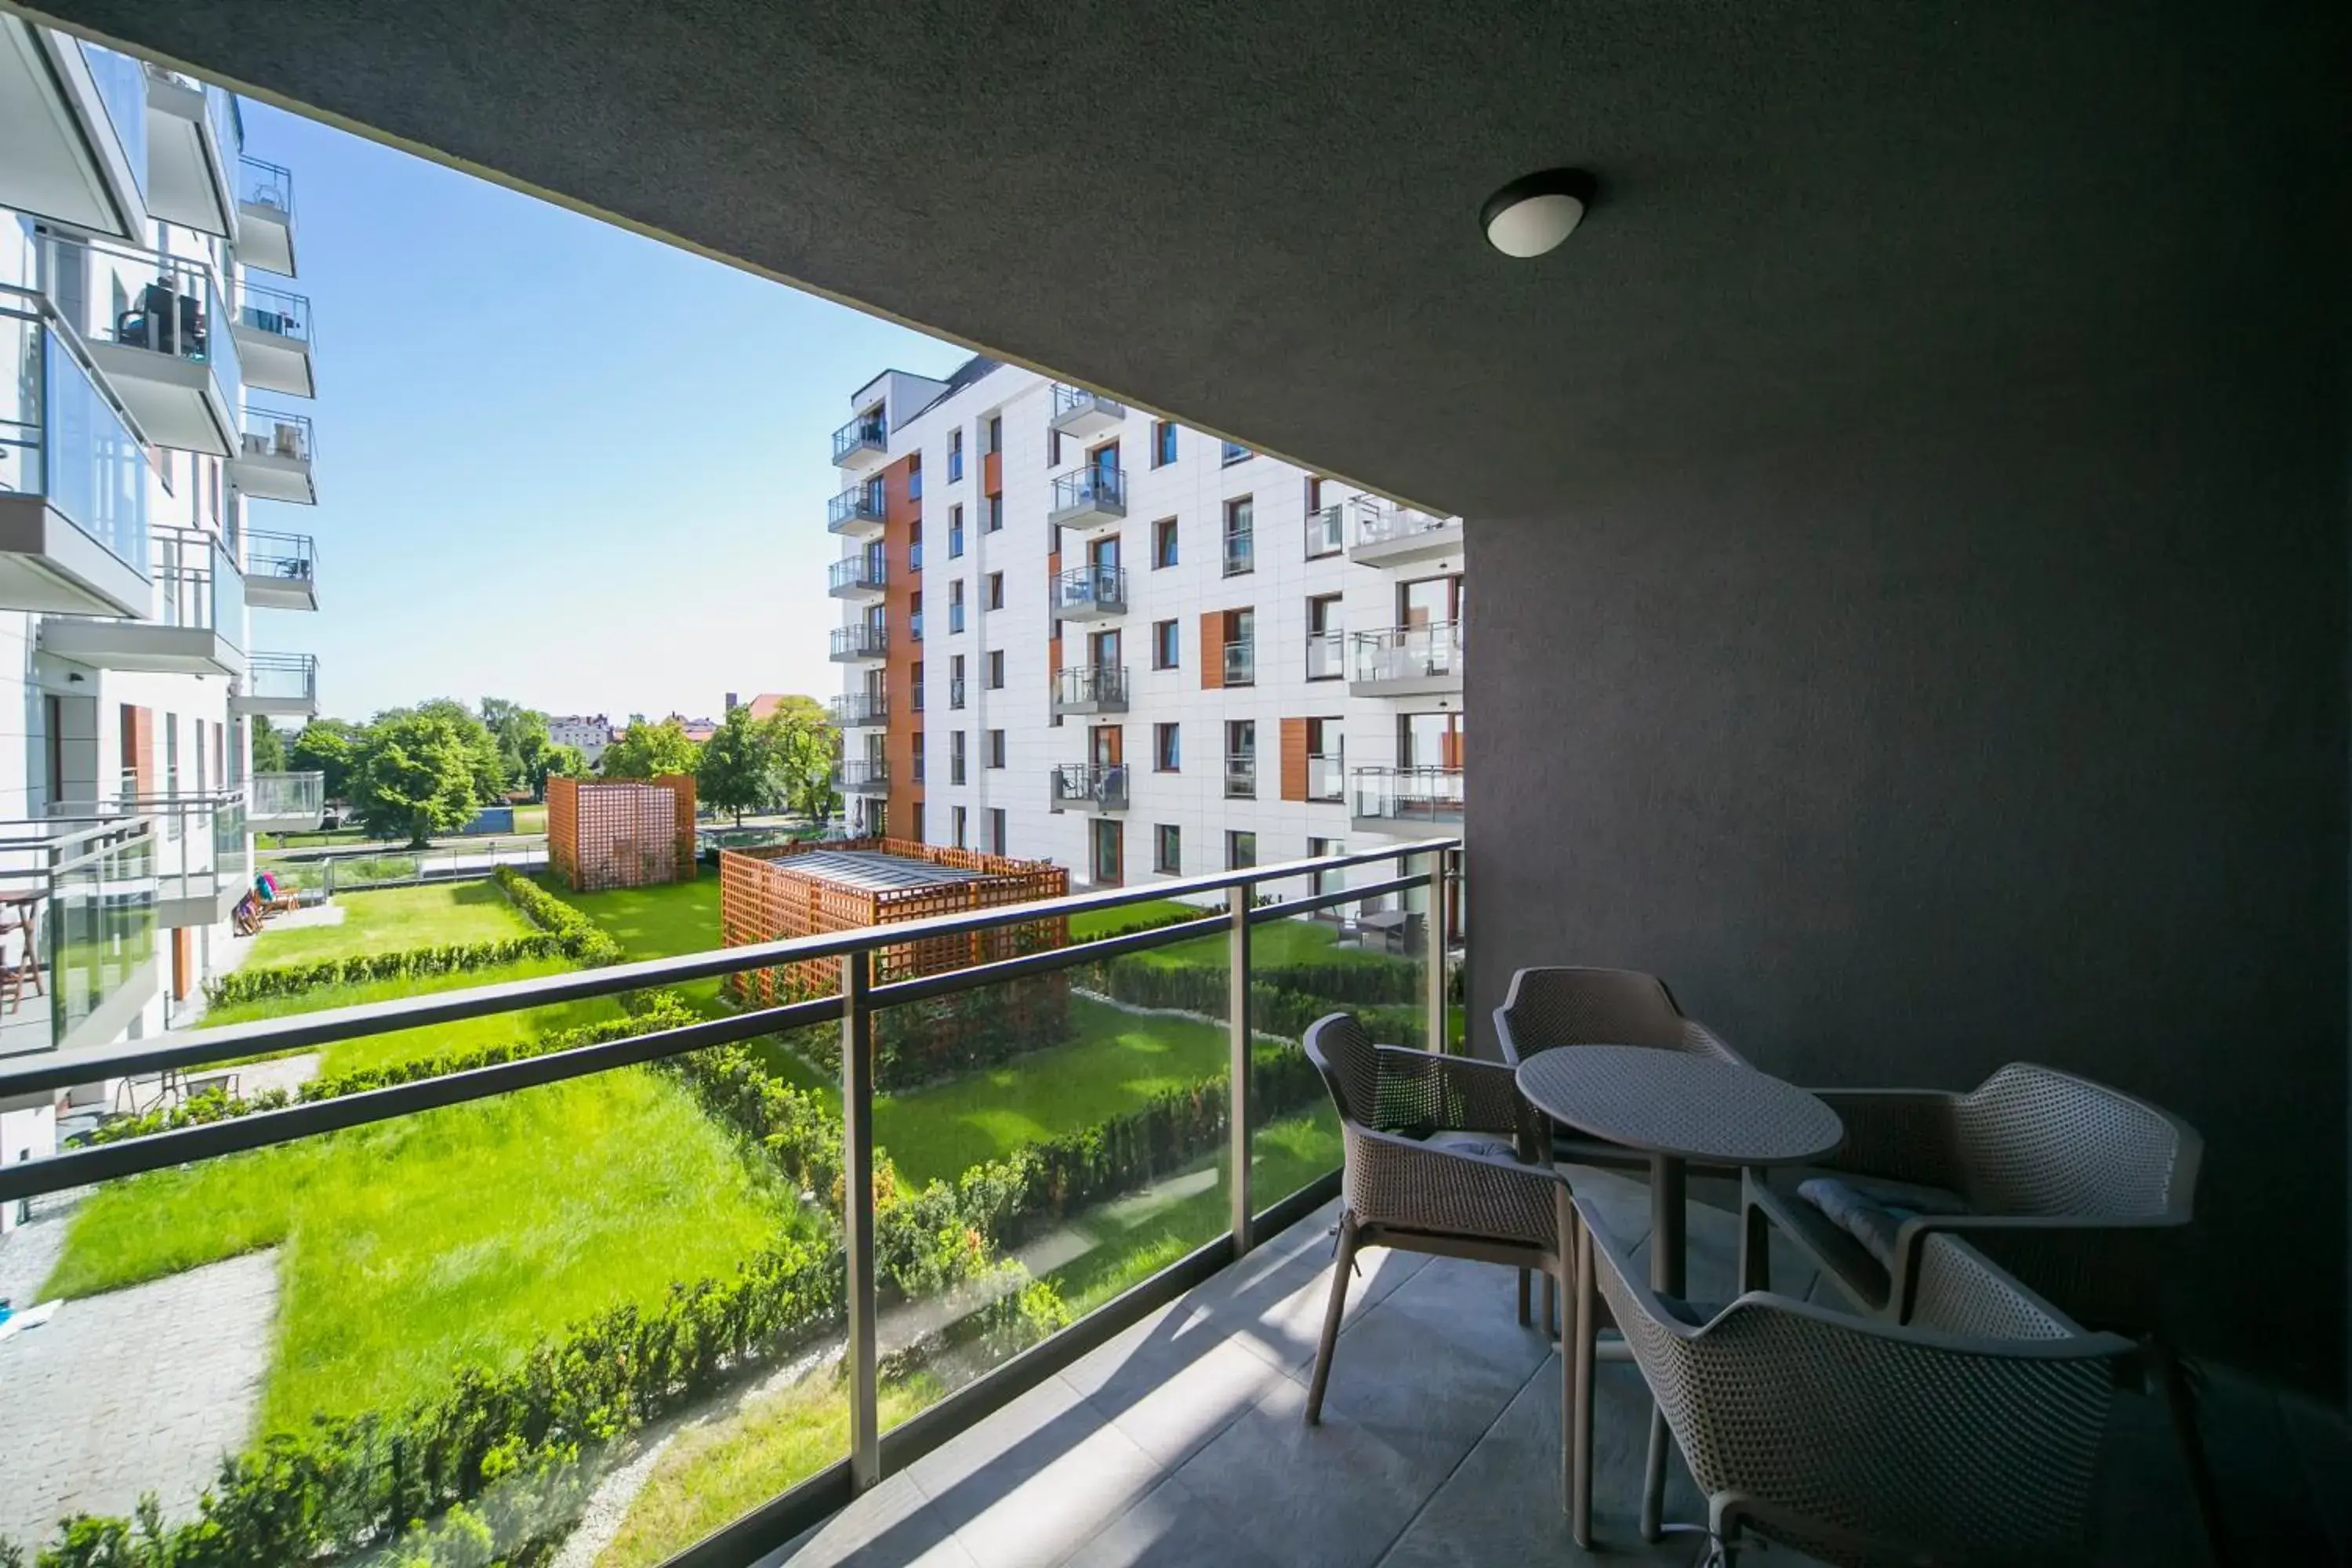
[601, 717, 701, 781]
[695, 706, 782, 823]
[289, 717, 365, 800]
[347, 710, 491, 846]
[250, 714, 288, 775]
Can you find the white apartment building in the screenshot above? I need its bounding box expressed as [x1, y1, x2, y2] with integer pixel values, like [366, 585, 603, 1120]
[823, 358, 1463, 898]
[0, 23, 325, 1196]
[549, 713, 613, 768]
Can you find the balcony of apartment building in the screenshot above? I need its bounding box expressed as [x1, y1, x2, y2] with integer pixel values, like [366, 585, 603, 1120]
[229, 650, 318, 718]
[1348, 498, 1463, 570]
[1052, 663, 1128, 717]
[247, 769, 325, 833]
[140, 60, 240, 238]
[1348, 621, 1464, 698]
[1050, 760, 1128, 812]
[831, 410, 887, 470]
[827, 552, 887, 602]
[234, 154, 297, 274]
[0, 24, 148, 240]
[1306, 501, 1345, 560]
[225, 405, 317, 504]
[1048, 382, 1126, 438]
[1047, 464, 1125, 535]
[1305, 749, 1345, 803]
[827, 480, 887, 539]
[0, 291, 154, 618]
[241, 528, 318, 611]
[0, 813, 158, 1062]
[832, 760, 889, 796]
[1224, 637, 1256, 688]
[53, 791, 247, 929]
[1348, 763, 1464, 839]
[1051, 561, 1126, 622]
[37, 524, 245, 678]
[228, 278, 316, 398]
[1305, 627, 1347, 682]
[1225, 753, 1258, 800]
[829, 624, 888, 663]
[32, 230, 241, 456]
[829, 691, 888, 728]
[1223, 522, 1255, 577]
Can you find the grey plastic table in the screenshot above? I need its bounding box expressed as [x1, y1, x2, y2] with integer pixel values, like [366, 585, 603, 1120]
[1514, 1045, 1844, 1544]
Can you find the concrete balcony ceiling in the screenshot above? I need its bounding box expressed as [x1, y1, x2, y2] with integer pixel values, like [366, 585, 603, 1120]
[140, 64, 233, 237]
[0, 19, 144, 237]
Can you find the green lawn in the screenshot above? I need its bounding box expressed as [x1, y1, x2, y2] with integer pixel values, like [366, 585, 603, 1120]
[243, 880, 537, 969]
[205, 956, 626, 1076]
[877, 998, 1230, 1185]
[513, 803, 547, 834]
[45, 1069, 808, 1435]
[1143, 915, 1407, 971]
[1066, 898, 1206, 942]
[533, 873, 728, 1013]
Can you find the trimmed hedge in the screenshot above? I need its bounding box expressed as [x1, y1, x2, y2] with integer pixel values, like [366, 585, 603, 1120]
[1088, 955, 1434, 1046]
[785, 975, 1078, 1092]
[492, 867, 624, 967]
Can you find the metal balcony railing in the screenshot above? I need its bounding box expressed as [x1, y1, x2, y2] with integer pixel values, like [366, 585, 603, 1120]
[949, 677, 967, 710]
[1225, 754, 1258, 799]
[831, 624, 888, 660]
[249, 770, 325, 822]
[1050, 383, 1127, 429]
[246, 528, 316, 586]
[1306, 629, 1345, 681]
[833, 760, 890, 793]
[1351, 764, 1465, 825]
[1054, 665, 1130, 714]
[1048, 465, 1126, 524]
[31, 231, 242, 405]
[829, 555, 887, 596]
[240, 405, 314, 463]
[235, 278, 313, 344]
[830, 692, 888, 728]
[828, 483, 887, 532]
[1053, 563, 1127, 618]
[238, 154, 294, 217]
[1222, 528, 1254, 576]
[1352, 622, 1464, 684]
[832, 415, 887, 464]
[1223, 640, 1256, 687]
[245, 651, 318, 705]
[0, 291, 150, 580]
[1308, 504, 1345, 557]
[151, 525, 245, 647]
[1305, 753, 1345, 803]
[1051, 761, 1131, 811]
[1352, 499, 1455, 550]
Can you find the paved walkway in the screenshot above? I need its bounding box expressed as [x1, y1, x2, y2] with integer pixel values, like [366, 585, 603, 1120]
[0, 1249, 279, 1549]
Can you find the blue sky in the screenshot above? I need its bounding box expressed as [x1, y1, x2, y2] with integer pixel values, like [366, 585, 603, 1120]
[242, 101, 968, 724]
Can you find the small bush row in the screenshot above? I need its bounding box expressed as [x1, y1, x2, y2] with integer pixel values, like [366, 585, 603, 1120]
[1087, 955, 1437, 1047]
[492, 866, 625, 967]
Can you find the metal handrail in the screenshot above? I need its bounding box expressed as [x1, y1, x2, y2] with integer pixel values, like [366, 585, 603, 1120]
[1054, 664, 1128, 708]
[1352, 621, 1463, 681]
[246, 528, 316, 580]
[829, 555, 887, 593]
[832, 415, 887, 462]
[1354, 499, 1457, 547]
[1050, 466, 1126, 514]
[240, 404, 314, 460]
[1050, 383, 1124, 422]
[234, 278, 313, 343]
[828, 484, 886, 526]
[1053, 562, 1127, 612]
[238, 154, 294, 215]
[1223, 640, 1255, 685]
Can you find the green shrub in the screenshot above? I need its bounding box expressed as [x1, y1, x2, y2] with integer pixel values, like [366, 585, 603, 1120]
[202, 935, 575, 1008]
[492, 868, 624, 967]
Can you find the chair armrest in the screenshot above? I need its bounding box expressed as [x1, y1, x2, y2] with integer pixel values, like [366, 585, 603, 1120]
[1887, 1212, 2187, 1328]
[1374, 1044, 1529, 1138]
[1490, 1005, 1525, 1065]
[1345, 1123, 1564, 1248]
[1679, 1017, 1748, 1066]
[1807, 1088, 1964, 1188]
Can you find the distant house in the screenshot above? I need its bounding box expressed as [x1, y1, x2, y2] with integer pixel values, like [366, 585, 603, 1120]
[549, 713, 612, 768]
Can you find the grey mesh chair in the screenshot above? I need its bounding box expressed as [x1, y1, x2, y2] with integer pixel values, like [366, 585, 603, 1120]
[1301, 1014, 1577, 1492]
[1575, 1194, 2136, 1566]
[1737, 1062, 2219, 1560]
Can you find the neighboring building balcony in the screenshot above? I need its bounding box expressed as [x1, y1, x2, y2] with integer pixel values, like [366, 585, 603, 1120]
[947, 677, 966, 710]
[829, 691, 888, 728]
[1047, 465, 1126, 535]
[1049, 382, 1127, 438]
[1349, 621, 1465, 697]
[230, 279, 317, 399]
[1050, 761, 1129, 813]
[1052, 562, 1127, 622]
[1350, 499, 1464, 568]
[1054, 664, 1129, 717]
[249, 770, 326, 833]
[828, 554, 887, 601]
[1224, 639, 1256, 687]
[237, 154, 298, 274]
[37, 525, 244, 678]
[830, 624, 889, 662]
[1307, 503, 1345, 559]
[1222, 528, 1254, 576]
[0, 813, 158, 1060]
[1350, 764, 1465, 838]
[243, 528, 318, 612]
[0, 292, 154, 618]
[1305, 628, 1346, 681]
[1225, 754, 1258, 800]
[36, 230, 241, 456]
[827, 481, 887, 539]
[227, 405, 317, 504]
[141, 61, 239, 238]
[1306, 751, 1345, 803]
[0, 25, 148, 239]
[230, 651, 319, 718]
[54, 792, 248, 929]
[832, 412, 888, 470]
[833, 760, 890, 796]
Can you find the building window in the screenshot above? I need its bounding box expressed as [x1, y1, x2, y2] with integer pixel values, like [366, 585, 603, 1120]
[1226, 718, 1255, 798]
[908, 455, 924, 500]
[1227, 829, 1256, 869]
[1154, 722, 1180, 771]
[1307, 593, 1343, 681]
[1156, 824, 1181, 874]
[952, 804, 967, 848]
[910, 730, 926, 784]
[986, 572, 1004, 609]
[910, 660, 925, 715]
[949, 579, 965, 633]
[949, 654, 966, 709]
[908, 590, 924, 641]
[1152, 517, 1178, 568]
[1152, 421, 1178, 467]
[951, 730, 967, 785]
[1152, 619, 1180, 670]
[989, 808, 1007, 855]
[986, 649, 1005, 689]
[949, 504, 964, 559]
[949, 429, 964, 482]
[987, 729, 1007, 768]
[988, 495, 1004, 532]
[1221, 440, 1250, 466]
[987, 414, 1002, 453]
[1305, 475, 1323, 513]
[1223, 496, 1254, 576]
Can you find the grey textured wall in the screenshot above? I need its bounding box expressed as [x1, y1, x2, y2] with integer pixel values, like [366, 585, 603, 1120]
[1467, 323, 2348, 1390]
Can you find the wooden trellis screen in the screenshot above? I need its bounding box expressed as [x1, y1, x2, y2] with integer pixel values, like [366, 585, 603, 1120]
[546, 774, 698, 891]
[719, 837, 1069, 1006]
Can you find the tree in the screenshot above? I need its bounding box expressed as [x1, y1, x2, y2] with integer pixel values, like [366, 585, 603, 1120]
[773, 707, 839, 822]
[539, 743, 588, 788]
[481, 697, 554, 797]
[250, 714, 288, 774]
[403, 699, 506, 804]
[601, 717, 700, 780]
[290, 717, 364, 800]
[347, 710, 488, 847]
[697, 706, 786, 824]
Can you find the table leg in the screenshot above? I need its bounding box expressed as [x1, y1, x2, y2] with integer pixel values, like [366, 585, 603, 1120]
[1642, 1152, 1686, 1541]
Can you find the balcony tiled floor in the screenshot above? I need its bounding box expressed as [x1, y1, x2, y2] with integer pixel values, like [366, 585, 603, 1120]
[772, 1166, 2346, 1568]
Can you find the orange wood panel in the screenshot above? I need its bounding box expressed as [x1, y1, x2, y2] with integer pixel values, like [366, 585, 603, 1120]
[1199, 613, 1224, 690]
[982, 450, 1003, 497]
[1279, 717, 1309, 801]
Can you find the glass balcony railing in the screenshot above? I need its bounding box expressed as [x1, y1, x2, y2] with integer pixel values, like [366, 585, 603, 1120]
[237, 154, 294, 220]
[910, 684, 925, 714]
[244, 651, 318, 706]
[1049, 383, 1127, 430]
[909, 610, 924, 642]
[245, 528, 316, 587]
[833, 760, 890, 793]
[830, 624, 888, 660]
[1225, 754, 1258, 799]
[1353, 499, 1457, 551]
[828, 555, 887, 595]
[1048, 465, 1126, 524]
[1351, 764, 1465, 826]
[0, 292, 151, 578]
[1053, 562, 1127, 617]
[827, 483, 887, 532]
[0, 814, 157, 1058]
[33, 231, 241, 413]
[830, 692, 888, 727]
[53, 793, 246, 912]
[235, 278, 313, 345]
[240, 405, 314, 463]
[1051, 760, 1129, 811]
[78, 41, 149, 201]
[1305, 752, 1345, 803]
[1306, 628, 1345, 681]
[249, 770, 325, 822]
[150, 525, 245, 649]
[1222, 528, 1254, 576]
[1223, 639, 1256, 687]
[1352, 621, 1464, 684]
[1308, 503, 1345, 557]
[949, 677, 967, 710]
[832, 414, 887, 464]
[1054, 664, 1129, 713]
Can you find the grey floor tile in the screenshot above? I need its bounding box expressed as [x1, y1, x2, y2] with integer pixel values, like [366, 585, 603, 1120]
[904, 1374, 1164, 1568]
[1313, 1262, 1553, 1473]
[770, 1471, 975, 1568]
[1073, 1319, 1300, 1469]
[1054, 1478, 1287, 1568]
[1224, 1244, 1429, 1377]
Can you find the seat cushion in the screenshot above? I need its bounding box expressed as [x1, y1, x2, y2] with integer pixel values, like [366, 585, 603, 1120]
[1796, 1174, 1969, 1270]
[1425, 1129, 1520, 1161]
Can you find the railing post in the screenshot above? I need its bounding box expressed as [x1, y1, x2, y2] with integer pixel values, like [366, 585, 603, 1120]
[1228, 881, 1252, 1256]
[1425, 847, 1451, 1053]
[840, 946, 880, 1491]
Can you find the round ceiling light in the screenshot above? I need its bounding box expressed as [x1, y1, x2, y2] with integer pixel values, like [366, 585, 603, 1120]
[1480, 168, 1597, 258]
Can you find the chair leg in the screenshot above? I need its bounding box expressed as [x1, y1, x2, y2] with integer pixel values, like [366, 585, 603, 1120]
[1571, 1215, 1597, 1546]
[1518, 1266, 1531, 1325]
[2149, 1336, 2230, 1566]
[1739, 1177, 1770, 1294]
[1305, 1215, 1359, 1426]
[1542, 1269, 1557, 1339]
